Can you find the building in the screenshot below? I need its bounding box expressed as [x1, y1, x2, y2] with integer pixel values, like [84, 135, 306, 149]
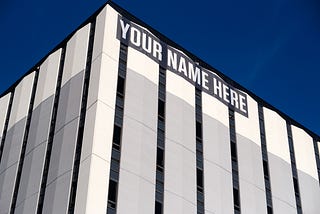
[0, 1, 319, 214]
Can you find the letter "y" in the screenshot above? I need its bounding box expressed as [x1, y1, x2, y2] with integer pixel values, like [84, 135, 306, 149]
[120, 19, 130, 39]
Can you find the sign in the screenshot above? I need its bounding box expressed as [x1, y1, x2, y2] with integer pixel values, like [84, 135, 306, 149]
[117, 15, 248, 117]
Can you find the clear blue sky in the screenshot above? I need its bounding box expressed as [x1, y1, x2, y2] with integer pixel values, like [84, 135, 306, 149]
[0, 0, 319, 135]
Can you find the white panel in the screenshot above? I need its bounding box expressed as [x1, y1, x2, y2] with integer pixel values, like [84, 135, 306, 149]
[0, 93, 11, 138]
[202, 92, 229, 127]
[92, 5, 120, 62]
[235, 95, 266, 214]
[75, 102, 114, 213]
[8, 72, 35, 129]
[235, 95, 260, 145]
[74, 6, 120, 213]
[61, 24, 90, 86]
[117, 47, 158, 214]
[263, 108, 296, 213]
[164, 71, 196, 214]
[33, 49, 61, 108]
[291, 126, 317, 179]
[263, 108, 291, 163]
[202, 92, 233, 214]
[87, 54, 118, 109]
[291, 126, 320, 213]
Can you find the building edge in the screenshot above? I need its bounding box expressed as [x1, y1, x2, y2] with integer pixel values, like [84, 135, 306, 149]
[0, 0, 319, 141]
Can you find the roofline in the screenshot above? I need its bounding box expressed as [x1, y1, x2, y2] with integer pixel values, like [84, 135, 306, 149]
[1, 0, 319, 140]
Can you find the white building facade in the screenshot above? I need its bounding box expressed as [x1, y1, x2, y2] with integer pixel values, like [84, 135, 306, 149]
[0, 2, 319, 214]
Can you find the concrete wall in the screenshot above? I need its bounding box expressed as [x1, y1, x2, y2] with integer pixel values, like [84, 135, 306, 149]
[164, 69, 196, 214]
[263, 108, 296, 214]
[0, 72, 35, 214]
[202, 88, 233, 214]
[15, 49, 61, 214]
[291, 125, 320, 213]
[74, 5, 120, 214]
[42, 24, 90, 214]
[235, 95, 267, 214]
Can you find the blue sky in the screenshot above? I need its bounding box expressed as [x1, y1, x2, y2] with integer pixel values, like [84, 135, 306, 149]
[0, 0, 319, 135]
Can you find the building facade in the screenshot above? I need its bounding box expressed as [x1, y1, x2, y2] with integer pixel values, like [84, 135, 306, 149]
[0, 2, 319, 214]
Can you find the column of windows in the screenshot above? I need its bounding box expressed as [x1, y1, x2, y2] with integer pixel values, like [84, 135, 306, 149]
[195, 88, 205, 214]
[258, 104, 273, 214]
[286, 122, 302, 214]
[107, 43, 128, 214]
[154, 67, 166, 214]
[229, 109, 241, 214]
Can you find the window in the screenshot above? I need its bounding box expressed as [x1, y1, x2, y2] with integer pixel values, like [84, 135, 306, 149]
[113, 125, 121, 147]
[116, 76, 125, 97]
[158, 100, 165, 119]
[108, 180, 118, 208]
[154, 67, 166, 214]
[155, 201, 162, 214]
[156, 148, 164, 171]
[197, 168, 203, 191]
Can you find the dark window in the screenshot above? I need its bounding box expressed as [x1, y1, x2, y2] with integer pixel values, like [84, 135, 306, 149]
[197, 168, 203, 190]
[117, 76, 125, 96]
[158, 100, 165, 119]
[113, 125, 122, 146]
[233, 188, 240, 208]
[263, 160, 269, 178]
[157, 148, 164, 171]
[196, 121, 202, 139]
[108, 180, 118, 208]
[293, 177, 300, 194]
[107, 43, 128, 214]
[155, 201, 162, 214]
[231, 142, 237, 160]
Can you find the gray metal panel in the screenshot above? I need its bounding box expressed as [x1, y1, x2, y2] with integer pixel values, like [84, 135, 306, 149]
[54, 71, 84, 132]
[237, 134, 267, 214]
[43, 172, 72, 214]
[14, 193, 38, 214]
[0, 165, 17, 214]
[268, 153, 297, 213]
[0, 118, 27, 214]
[117, 63, 158, 213]
[47, 118, 79, 186]
[0, 118, 26, 174]
[43, 118, 79, 213]
[202, 113, 234, 214]
[297, 170, 320, 212]
[15, 143, 46, 213]
[25, 96, 54, 154]
[164, 89, 197, 214]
